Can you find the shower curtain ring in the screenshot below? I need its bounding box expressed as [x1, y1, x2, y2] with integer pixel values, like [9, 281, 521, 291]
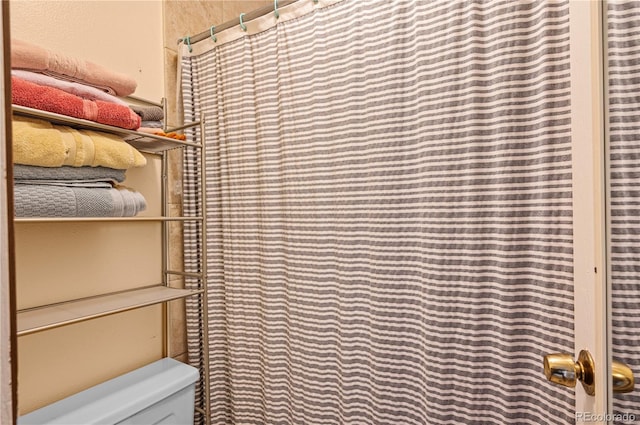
[274, 0, 279, 19]
[210, 25, 217, 42]
[184, 36, 192, 53]
[239, 13, 247, 31]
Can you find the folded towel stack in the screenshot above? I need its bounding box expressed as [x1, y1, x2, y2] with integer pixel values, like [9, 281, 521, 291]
[12, 116, 148, 217]
[10, 39, 150, 218]
[11, 39, 140, 131]
[13, 164, 145, 217]
[12, 77, 141, 130]
[132, 104, 182, 138]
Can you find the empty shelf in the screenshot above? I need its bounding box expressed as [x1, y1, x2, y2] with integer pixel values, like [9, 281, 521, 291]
[17, 286, 203, 336]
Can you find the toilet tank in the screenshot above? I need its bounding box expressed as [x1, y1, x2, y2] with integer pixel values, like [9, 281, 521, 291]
[18, 357, 199, 425]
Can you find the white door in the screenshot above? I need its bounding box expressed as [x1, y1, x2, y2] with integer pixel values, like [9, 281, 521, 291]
[568, 0, 609, 419]
[543, 0, 609, 422]
[548, 2, 638, 424]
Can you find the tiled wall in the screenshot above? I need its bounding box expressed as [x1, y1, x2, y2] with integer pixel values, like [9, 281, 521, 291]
[163, 0, 271, 129]
[162, 0, 271, 362]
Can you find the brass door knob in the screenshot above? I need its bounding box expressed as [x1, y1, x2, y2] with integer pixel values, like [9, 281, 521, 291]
[543, 350, 635, 395]
[612, 360, 635, 393]
[544, 350, 595, 395]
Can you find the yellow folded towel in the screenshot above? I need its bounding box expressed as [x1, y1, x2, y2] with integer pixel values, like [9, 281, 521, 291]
[12, 116, 73, 167]
[12, 116, 146, 169]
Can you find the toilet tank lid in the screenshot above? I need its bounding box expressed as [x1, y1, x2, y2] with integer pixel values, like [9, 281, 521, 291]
[18, 357, 199, 425]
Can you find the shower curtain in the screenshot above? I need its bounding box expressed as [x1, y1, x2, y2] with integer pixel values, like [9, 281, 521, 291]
[181, 0, 575, 423]
[607, 0, 640, 420]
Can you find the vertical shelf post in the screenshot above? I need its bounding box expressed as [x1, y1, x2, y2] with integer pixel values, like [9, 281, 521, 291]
[161, 148, 170, 358]
[199, 112, 211, 425]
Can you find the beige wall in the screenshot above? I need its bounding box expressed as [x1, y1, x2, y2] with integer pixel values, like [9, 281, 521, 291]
[10, 1, 164, 100]
[10, 0, 165, 415]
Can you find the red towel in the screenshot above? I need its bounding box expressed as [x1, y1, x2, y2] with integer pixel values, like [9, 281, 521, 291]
[11, 77, 141, 130]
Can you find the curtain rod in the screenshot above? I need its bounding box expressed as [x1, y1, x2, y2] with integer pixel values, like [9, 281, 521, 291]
[179, 0, 299, 46]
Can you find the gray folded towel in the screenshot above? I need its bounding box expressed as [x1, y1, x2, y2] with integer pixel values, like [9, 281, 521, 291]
[141, 120, 164, 129]
[131, 105, 164, 121]
[13, 165, 126, 183]
[14, 184, 146, 217]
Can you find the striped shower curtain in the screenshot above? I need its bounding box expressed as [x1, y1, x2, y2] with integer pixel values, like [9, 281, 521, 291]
[607, 0, 640, 420]
[181, 1, 575, 423]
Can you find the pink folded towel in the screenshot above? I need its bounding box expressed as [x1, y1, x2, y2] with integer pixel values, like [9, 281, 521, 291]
[11, 39, 137, 96]
[12, 70, 129, 106]
[12, 77, 141, 130]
